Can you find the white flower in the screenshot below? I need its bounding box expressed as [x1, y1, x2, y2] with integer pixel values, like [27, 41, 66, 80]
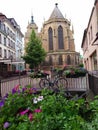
[37, 96, 44, 101]
[33, 96, 44, 104]
[33, 97, 38, 104]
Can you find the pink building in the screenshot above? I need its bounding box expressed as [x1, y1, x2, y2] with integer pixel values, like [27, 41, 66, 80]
[81, 0, 98, 71]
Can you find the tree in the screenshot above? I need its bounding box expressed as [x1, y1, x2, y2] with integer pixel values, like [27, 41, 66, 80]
[22, 29, 46, 69]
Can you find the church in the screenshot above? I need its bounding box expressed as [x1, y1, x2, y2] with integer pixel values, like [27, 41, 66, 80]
[24, 3, 81, 70]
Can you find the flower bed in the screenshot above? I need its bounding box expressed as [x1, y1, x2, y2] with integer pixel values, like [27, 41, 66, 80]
[0, 85, 98, 129]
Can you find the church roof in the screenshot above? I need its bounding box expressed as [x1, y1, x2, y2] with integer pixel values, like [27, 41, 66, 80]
[49, 3, 65, 20]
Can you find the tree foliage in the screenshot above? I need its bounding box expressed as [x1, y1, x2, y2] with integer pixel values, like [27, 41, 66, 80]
[22, 30, 46, 69]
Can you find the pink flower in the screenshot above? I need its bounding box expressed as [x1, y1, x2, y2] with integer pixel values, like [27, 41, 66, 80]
[20, 109, 29, 115]
[14, 84, 20, 91]
[34, 109, 42, 113]
[28, 113, 33, 121]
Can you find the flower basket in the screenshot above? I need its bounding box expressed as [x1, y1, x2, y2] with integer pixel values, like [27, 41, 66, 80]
[64, 67, 87, 78]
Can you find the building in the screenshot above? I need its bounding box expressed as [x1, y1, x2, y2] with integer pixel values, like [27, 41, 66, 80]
[24, 3, 80, 70]
[0, 13, 24, 76]
[9, 18, 24, 71]
[81, 0, 98, 71]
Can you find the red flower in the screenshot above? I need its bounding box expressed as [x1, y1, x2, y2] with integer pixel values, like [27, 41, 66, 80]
[28, 113, 33, 121]
[20, 109, 29, 115]
[34, 109, 42, 113]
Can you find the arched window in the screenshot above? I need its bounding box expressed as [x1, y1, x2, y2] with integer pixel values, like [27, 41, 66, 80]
[48, 27, 53, 50]
[49, 56, 53, 65]
[58, 26, 64, 49]
[67, 55, 71, 65]
[75, 56, 77, 65]
[58, 55, 63, 65]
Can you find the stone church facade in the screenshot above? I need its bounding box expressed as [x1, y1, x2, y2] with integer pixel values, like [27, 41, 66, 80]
[24, 3, 80, 70]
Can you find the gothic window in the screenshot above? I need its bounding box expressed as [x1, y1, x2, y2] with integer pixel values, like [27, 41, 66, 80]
[49, 56, 53, 65]
[48, 27, 53, 50]
[67, 55, 71, 65]
[75, 56, 77, 65]
[58, 26, 64, 49]
[58, 55, 63, 65]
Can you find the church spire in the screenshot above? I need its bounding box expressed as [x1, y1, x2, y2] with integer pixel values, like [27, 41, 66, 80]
[55, 3, 58, 7]
[31, 13, 34, 24]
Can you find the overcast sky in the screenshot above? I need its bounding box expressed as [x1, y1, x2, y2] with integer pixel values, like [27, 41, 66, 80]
[0, 0, 94, 54]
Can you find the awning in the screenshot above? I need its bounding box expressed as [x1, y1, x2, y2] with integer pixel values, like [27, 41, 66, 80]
[0, 59, 25, 64]
[11, 61, 25, 64]
[0, 59, 11, 63]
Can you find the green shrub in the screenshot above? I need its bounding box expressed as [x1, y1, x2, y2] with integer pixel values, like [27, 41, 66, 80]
[0, 86, 98, 129]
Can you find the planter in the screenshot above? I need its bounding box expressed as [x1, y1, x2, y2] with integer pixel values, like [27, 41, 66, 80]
[66, 73, 86, 78]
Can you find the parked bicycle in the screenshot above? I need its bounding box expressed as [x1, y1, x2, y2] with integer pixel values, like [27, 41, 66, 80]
[39, 73, 68, 92]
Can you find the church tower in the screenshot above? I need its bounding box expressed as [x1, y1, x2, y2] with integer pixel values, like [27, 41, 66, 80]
[24, 15, 38, 70]
[24, 15, 38, 49]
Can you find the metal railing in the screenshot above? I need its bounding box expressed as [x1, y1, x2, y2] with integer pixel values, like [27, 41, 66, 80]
[88, 73, 98, 95]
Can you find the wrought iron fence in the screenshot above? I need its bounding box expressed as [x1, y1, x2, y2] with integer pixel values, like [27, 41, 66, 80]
[88, 73, 98, 95]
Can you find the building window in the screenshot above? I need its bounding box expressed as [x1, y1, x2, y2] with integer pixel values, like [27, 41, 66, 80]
[0, 47, 2, 57]
[8, 50, 11, 59]
[0, 20, 1, 29]
[75, 56, 77, 65]
[91, 51, 97, 70]
[48, 27, 53, 50]
[88, 32, 90, 44]
[49, 56, 53, 65]
[67, 55, 71, 65]
[4, 49, 7, 58]
[8, 38, 10, 46]
[58, 55, 63, 65]
[90, 26, 93, 40]
[58, 26, 64, 49]
[0, 34, 1, 43]
[4, 37, 6, 46]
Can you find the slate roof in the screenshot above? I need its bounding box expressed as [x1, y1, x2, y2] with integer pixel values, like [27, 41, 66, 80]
[49, 3, 65, 20]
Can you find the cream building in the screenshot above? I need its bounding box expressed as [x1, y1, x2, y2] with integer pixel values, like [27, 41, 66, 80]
[0, 13, 24, 76]
[24, 3, 80, 70]
[81, 0, 98, 71]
